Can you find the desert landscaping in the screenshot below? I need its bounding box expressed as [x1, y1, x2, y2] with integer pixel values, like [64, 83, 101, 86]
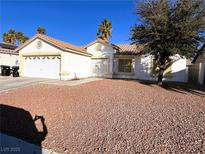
[0, 79, 204, 153]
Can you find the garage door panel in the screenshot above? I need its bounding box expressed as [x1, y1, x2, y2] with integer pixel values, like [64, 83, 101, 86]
[24, 56, 60, 79]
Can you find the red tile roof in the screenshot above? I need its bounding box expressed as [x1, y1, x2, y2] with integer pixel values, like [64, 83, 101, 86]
[38, 34, 86, 53]
[114, 44, 143, 55]
[83, 38, 112, 49]
[15, 34, 143, 56]
[84, 39, 143, 55]
[16, 34, 91, 56]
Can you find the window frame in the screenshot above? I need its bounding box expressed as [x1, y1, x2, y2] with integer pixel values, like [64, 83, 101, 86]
[117, 58, 133, 74]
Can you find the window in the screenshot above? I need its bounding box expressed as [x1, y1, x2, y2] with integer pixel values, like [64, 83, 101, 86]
[118, 59, 132, 73]
[36, 41, 42, 49]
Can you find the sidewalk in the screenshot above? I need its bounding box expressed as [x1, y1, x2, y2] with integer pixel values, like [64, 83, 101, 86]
[0, 133, 57, 154]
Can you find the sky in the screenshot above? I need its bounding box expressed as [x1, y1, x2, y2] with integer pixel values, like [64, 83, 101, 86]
[0, 0, 140, 46]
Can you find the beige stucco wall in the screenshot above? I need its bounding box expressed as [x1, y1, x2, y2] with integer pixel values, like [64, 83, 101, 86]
[135, 55, 155, 80]
[19, 38, 62, 76]
[18, 38, 116, 80]
[114, 54, 187, 82]
[61, 52, 92, 80]
[0, 52, 19, 67]
[19, 38, 92, 79]
[18, 37, 188, 82]
[87, 42, 115, 77]
[164, 55, 187, 82]
[19, 38, 62, 55]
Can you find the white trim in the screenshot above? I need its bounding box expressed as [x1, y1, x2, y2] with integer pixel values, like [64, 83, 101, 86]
[198, 63, 205, 85]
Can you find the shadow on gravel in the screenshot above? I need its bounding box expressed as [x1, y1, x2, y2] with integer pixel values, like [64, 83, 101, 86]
[0, 104, 48, 153]
[161, 83, 205, 96]
[114, 78, 205, 96]
[138, 81, 205, 96]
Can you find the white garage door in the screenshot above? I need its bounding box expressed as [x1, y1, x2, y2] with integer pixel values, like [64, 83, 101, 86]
[24, 56, 60, 79]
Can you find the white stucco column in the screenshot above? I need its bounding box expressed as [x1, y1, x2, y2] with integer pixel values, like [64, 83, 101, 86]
[110, 56, 114, 75]
[198, 63, 205, 85]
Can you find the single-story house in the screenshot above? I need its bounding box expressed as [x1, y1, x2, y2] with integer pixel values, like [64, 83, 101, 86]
[0, 43, 18, 67]
[16, 34, 187, 82]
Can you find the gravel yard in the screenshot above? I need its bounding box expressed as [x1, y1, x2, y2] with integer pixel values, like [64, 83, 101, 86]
[0, 79, 205, 153]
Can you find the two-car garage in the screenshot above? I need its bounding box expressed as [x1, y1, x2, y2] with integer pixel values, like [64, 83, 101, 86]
[17, 34, 92, 80]
[23, 56, 61, 79]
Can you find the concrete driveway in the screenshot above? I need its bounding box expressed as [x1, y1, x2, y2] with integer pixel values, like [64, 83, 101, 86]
[0, 76, 51, 92]
[0, 76, 102, 92]
[1, 133, 57, 154]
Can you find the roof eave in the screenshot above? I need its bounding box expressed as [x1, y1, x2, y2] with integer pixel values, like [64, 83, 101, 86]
[0, 50, 19, 55]
[115, 52, 141, 56]
[84, 39, 114, 49]
[15, 34, 39, 52]
[16, 35, 91, 56]
[63, 48, 92, 57]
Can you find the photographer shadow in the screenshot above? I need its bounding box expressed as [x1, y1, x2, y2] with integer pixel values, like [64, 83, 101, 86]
[0, 104, 48, 154]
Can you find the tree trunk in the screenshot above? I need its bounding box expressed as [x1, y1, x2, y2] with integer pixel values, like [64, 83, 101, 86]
[157, 67, 164, 85]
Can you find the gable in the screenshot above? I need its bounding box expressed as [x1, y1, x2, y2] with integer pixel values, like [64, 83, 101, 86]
[86, 42, 115, 58]
[19, 38, 62, 56]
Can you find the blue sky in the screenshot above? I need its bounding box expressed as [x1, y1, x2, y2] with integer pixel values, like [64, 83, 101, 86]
[0, 0, 140, 46]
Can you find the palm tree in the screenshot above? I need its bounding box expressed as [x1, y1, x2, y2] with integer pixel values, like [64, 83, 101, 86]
[36, 27, 46, 34]
[22, 36, 29, 43]
[3, 33, 10, 44]
[8, 29, 16, 45]
[16, 32, 24, 44]
[2, 29, 29, 45]
[2, 29, 16, 45]
[3, 30, 29, 45]
[16, 32, 29, 44]
[97, 19, 112, 41]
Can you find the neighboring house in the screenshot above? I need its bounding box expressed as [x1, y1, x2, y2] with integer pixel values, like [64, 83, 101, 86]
[0, 43, 18, 67]
[188, 46, 205, 85]
[16, 34, 187, 82]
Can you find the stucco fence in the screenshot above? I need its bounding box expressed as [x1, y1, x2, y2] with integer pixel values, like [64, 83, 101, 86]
[188, 63, 205, 85]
